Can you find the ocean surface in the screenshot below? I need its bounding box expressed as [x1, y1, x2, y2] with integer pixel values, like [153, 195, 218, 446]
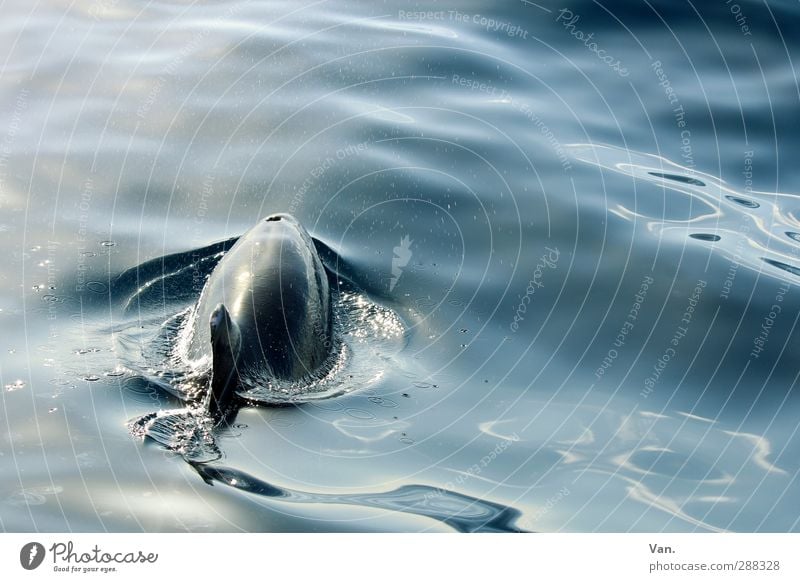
[2, 0, 800, 532]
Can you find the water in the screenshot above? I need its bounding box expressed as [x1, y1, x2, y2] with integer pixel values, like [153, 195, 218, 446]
[2, 0, 800, 532]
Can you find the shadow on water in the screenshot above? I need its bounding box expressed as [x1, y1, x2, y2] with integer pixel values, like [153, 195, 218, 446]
[190, 462, 527, 533]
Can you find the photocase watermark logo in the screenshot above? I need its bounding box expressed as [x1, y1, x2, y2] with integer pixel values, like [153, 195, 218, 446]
[20, 542, 46, 570]
[510, 247, 560, 332]
[555, 8, 629, 77]
[17, 540, 158, 574]
[389, 235, 413, 291]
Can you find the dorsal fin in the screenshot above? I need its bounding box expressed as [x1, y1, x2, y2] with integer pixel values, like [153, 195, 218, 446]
[207, 304, 241, 418]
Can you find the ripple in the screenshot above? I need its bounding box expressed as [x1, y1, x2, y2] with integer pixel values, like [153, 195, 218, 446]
[569, 143, 800, 287]
[367, 395, 398, 408]
[620, 448, 726, 482]
[648, 171, 705, 186]
[192, 464, 526, 533]
[725, 195, 760, 209]
[689, 233, 721, 242]
[763, 257, 800, 277]
[86, 281, 108, 294]
[345, 408, 376, 420]
[308, 400, 344, 412]
[5, 485, 63, 507]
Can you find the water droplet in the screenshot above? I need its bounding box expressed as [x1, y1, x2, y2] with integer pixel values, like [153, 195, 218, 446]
[4, 380, 25, 392]
[689, 233, 721, 242]
[83, 375, 100, 382]
[459, 328, 468, 333]
[401, 393, 410, 398]
[100, 240, 116, 247]
[48, 407, 58, 414]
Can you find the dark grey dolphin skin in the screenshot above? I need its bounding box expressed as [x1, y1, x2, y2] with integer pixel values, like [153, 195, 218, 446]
[188, 213, 332, 416]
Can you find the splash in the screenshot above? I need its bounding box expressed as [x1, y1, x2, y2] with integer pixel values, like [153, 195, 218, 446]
[121, 241, 407, 460]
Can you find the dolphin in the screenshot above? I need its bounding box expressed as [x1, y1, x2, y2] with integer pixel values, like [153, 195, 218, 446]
[187, 213, 333, 416]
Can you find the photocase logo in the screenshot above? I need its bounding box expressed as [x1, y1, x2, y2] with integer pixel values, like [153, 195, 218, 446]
[20, 542, 46, 570]
[389, 235, 413, 291]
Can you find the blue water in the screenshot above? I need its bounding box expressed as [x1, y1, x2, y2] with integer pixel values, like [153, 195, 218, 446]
[2, 0, 800, 532]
